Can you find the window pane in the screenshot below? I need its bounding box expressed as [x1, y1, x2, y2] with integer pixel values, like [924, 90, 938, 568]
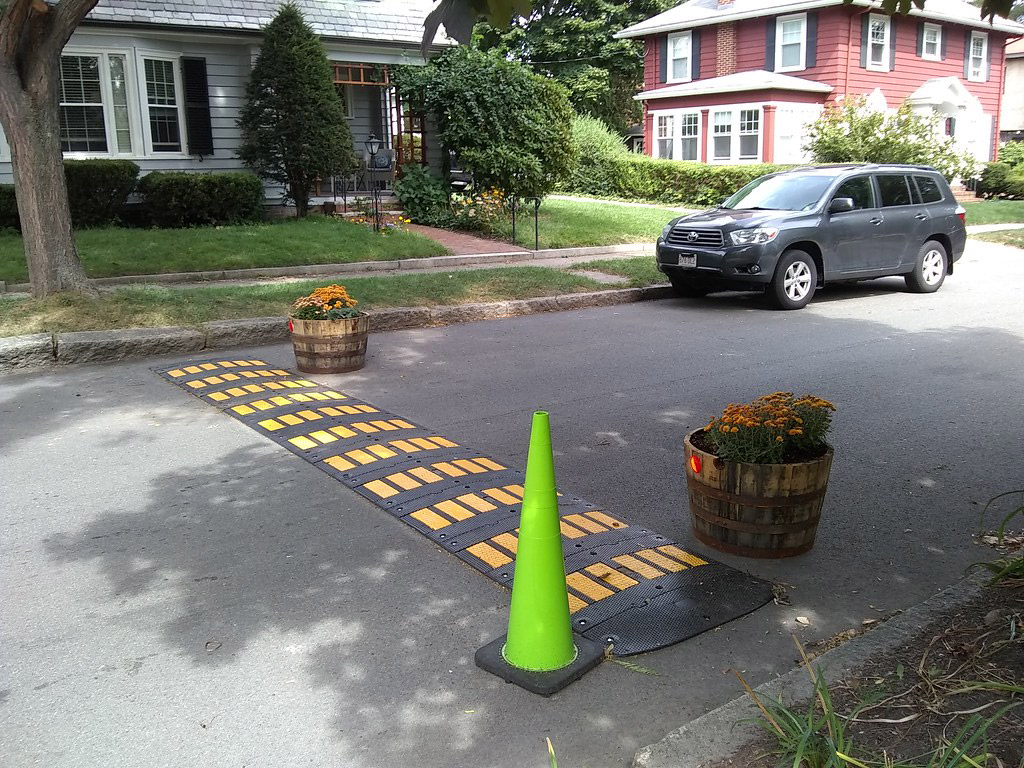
[781, 19, 803, 44]
[739, 135, 758, 158]
[657, 115, 673, 139]
[781, 43, 801, 68]
[658, 139, 675, 159]
[680, 136, 698, 161]
[914, 176, 943, 203]
[713, 111, 731, 133]
[713, 136, 731, 160]
[870, 19, 887, 66]
[60, 56, 102, 104]
[877, 175, 911, 206]
[108, 55, 132, 154]
[681, 114, 698, 136]
[145, 59, 181, 152]
[834, 177, 874, 209]
[60, 106, 108, 153]
[671, 56, 689, 80]
[739, 110, 759, 133]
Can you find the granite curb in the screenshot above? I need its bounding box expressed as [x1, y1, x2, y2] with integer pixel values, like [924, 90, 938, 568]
[3, 244, 654, 293]
[0, 285, 672, 373]
[631, 575, 986, 768]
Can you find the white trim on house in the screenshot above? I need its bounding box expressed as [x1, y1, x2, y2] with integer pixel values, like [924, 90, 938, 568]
[921, 23, 942, 62]
[666, 31, 693, 83]
[775, 13, 808, 73]
[0, 126, 9, 161]
[968, 31, 989, 82]
[135, 49, 189, 157]
[710, 104, 763, 163]
[650, 108, 701, 160]
[636, 69, 832, 100]
[866, 13, 892, 73]
[615, 0, 1024, 39]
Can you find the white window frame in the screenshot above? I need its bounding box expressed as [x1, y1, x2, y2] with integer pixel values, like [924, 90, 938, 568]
[775, 13, 807, 73]
[666, 31, 692, 84]
[651, 109, 701, 161]
[135, 50, 188, 157]
[968, 31, 988, 82]
[655, 114, 675, 159]
[921, 23, 941, 62]
[867, 13, 891, 73]
[337, 83, 355, 120]
[59, 47, 143, 160]
[0, 125, 9, 161]
[710, 105, 763, 164]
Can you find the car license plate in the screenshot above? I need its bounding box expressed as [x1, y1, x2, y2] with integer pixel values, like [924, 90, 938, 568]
[677, 254, 697, 268]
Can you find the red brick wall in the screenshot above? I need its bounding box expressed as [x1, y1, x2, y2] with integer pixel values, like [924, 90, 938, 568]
[717, 22, 737, 75]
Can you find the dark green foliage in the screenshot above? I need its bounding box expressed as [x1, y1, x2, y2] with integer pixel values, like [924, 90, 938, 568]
[64, 160, 140, 227]
[0, 185, 18, 231]
[996, 140, 1024, 168]
[394, 48, 576, 199]
[393, 164, 452, 225]
[0, 160, 139, 231]
[137, 172, 265, 228]
[977, 162, 1024, 199]
[474, 0, 674, 133]
[238, 2, 356, 217]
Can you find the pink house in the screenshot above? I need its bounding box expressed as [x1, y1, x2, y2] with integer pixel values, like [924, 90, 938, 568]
[616, 0, 1024, 165]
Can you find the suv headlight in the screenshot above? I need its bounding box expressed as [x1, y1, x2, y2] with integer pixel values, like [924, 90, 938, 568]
[730, 227, 779, 246]
[660, 222, 675, 240]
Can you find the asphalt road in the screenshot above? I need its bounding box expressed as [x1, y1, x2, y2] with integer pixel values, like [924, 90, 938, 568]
[2, 240, 1022, 768]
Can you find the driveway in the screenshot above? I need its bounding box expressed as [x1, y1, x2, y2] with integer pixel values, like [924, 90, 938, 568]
[2, 239, 1022, 768]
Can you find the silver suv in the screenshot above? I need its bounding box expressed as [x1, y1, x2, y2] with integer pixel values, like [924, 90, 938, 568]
[655, 164, 967, 309]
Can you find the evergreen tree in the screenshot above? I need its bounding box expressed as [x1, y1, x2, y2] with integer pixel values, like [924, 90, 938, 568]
[239, 3, 356, 217]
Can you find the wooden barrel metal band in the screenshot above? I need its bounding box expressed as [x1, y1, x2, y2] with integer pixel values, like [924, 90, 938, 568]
[686, 479, 825, 508]
[290, 332, 368, 345]
[693, 528, 814, 559]
[688, 501, 820, 534]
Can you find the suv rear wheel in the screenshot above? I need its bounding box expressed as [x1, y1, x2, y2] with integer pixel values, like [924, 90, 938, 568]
[905, 240, 947, 293]
[668, 273, 710, 298]
[769, 250, 817, 310]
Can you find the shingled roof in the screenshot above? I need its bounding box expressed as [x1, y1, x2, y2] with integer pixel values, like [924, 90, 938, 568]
[86, 0, 447, 46]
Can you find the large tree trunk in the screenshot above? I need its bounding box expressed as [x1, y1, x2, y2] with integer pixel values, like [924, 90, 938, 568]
[1, 93, 91, 297]
[0, 0, 99, 298]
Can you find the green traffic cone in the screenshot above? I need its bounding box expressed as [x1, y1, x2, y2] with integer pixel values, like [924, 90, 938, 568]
[501, 411, 578, 672]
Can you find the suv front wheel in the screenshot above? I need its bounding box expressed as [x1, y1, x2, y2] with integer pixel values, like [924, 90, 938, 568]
[769, 250, 817, 310]
[905, 240, 947, 293]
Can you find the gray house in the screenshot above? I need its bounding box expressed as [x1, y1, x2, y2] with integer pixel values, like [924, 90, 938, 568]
[0, 0, 448, 201]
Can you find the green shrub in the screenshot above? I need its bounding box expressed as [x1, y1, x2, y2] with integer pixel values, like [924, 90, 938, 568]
[137, 171, 265, 228]
[0, 184, 18, 231]
[63, 159, 140, 227]
[996, 140, 1024, 168]
[393, 164, 452, 226]
[977, 162, 1024, 199]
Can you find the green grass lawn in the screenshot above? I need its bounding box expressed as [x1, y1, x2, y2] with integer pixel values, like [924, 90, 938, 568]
[572, 257, 668, 287]
[961, 200, 1024, 225]
[972, 227, 1024, 248]
[0, 267, 606, 337]
[0, 216, 448, 285]
[498, 198, 681, 250]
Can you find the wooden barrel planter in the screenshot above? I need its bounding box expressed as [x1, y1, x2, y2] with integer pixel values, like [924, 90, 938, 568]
[289, 315, 369, 374]
[683, 429, 833, 558]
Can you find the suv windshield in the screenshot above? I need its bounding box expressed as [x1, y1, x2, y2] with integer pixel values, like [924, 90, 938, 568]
[722, 173, 835, 211]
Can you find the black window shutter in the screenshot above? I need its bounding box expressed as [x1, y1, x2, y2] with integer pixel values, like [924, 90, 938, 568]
[765, 17, 776, 71]
[940, 26, 947, 59]
[964, 30, 971, 78]
[986, 35, 992, 81]
[659, 35, 667, 82]
[916, 22, 924, 57]
[888, 15, 897, 71]
[182, 57, 214, 156]
[691, 28, 701, 80]
[860, 14, 869, 68]
[806, 12, 818, 68]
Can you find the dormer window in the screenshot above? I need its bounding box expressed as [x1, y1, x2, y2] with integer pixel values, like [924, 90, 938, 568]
[667, 31, 692, 83]
[775, 13, 807, 72]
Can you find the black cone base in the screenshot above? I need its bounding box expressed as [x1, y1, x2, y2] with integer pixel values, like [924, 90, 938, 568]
[474, 634, 605, 696]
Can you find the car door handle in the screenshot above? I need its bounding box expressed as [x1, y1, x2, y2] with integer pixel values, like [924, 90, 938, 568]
[914, 213, 928, 220]
[869, 217, 883, 225]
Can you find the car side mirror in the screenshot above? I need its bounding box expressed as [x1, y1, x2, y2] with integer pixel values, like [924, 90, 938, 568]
[829, 197, 855, 213]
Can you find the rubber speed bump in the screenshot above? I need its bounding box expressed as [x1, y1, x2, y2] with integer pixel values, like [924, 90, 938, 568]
[155, 358, 773, 656]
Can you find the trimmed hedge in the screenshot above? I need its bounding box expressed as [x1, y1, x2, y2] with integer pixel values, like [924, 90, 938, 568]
[564, 153, 786, 208]
[137, 171, 265, 228]
[0, 185, 17, 231]
[0, 159, 139, 231]
[64, 159, 140, 227]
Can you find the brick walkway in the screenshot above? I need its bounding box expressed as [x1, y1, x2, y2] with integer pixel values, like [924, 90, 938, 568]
[406, 224, 528, 255]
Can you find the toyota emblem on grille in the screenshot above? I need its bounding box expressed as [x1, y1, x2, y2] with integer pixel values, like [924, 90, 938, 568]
[686, 231, 699, 242]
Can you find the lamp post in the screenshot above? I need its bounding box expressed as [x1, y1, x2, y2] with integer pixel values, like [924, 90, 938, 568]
[364, 133, 382, 232]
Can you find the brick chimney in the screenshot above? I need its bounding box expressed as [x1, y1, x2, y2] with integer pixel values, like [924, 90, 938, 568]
[718, 0, 733, 6]
[717, 22, 737, 76]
